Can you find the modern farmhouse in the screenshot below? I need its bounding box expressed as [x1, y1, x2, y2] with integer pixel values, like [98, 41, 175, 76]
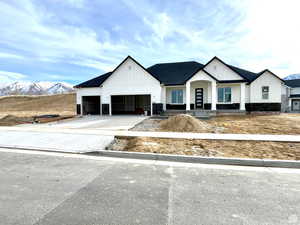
[75, 56, 286, 116]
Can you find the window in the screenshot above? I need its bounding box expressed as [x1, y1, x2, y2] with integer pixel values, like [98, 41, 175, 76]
[262, 86, 269, 99]
[171, 89, 183, 104]
[218, 87, 231, 103]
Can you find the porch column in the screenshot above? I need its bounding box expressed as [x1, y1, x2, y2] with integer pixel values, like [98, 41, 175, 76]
[186, 81, 190, 110]
[240, 83, 246, 110]
[161, 86, 167, 111]
[211, 81, 217, 110]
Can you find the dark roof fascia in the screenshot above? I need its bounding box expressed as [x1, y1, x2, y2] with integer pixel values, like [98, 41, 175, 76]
[104, 55, 161, 85]
[217, 80, 246, 84]
[290, 94, 300, 98]
[124, 56, 161, 84]
[203, 56, 248, 81]
[164, 83, 186, 86]
[74, 72, 112, 88]
[75, 55, 161, 88]
[183, 68, 219, 83]
[249, 69, 284, 84]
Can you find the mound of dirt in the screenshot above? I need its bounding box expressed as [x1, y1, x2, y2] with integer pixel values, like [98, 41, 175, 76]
[0, 115, 34, 126]
[159, 114, 213, 133]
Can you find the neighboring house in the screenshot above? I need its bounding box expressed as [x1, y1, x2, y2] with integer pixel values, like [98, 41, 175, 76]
[74, 56, 284, 116]
[284, 79, 300, 112]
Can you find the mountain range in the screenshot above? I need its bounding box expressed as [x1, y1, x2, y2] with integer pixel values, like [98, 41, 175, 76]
[284, 74, 300, 80]
[0, 81, 74, 96]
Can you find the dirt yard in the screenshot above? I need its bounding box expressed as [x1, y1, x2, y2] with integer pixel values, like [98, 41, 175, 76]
[108, 114, 300, 160]
[131, 114, 300, 135]
[0, 93, 76, 126]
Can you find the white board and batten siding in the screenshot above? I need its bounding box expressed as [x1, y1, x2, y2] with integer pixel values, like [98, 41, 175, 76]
[204, 58, 242, 81]
[249, 71, 283, 103]
[101, 57, 162, 104]
[76, 87, 102, 105]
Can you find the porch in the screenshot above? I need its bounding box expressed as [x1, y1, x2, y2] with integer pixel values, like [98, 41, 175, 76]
[163, 78, 246, 112]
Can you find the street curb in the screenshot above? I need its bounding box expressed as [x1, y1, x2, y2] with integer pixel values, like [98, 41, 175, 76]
[89, 149, 300, 169]
[1, 145, 299, 169]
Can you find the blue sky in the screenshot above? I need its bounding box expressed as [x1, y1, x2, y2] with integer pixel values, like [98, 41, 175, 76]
[0, 0, 299, 85]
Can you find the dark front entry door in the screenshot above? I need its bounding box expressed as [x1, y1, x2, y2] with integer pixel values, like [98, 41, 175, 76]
[195, 88, 203, 109]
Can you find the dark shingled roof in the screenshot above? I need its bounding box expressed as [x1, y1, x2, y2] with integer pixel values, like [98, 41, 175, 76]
[285, 79, 300, 88]
[74, 72, 112, 88]
[227, 65, 259, 82]
[147, 61, 205, 85]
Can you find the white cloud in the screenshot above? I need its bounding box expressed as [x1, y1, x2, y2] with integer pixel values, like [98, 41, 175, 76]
[0, 71, 27, 83]
[0, 0, 127, 71]
[0, 52, 24, 60]
[226, 0, 300, 76]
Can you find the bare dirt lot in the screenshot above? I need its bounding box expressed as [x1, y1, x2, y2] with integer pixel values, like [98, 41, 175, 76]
[132, 114, 300, 135]
[0, 93, 76, 126]
[108, 114, 300, 160]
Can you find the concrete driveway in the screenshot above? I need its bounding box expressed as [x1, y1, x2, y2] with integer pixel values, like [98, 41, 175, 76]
[19, 115, 147, 130]
[1, 149, 299, 225]
[0, 116, 146, 153]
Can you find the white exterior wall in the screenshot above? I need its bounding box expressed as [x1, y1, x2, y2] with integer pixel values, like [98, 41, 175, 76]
[250, 71, 283, 103]
[291, 87, 300, 95]
[101, 58, 162, 105]
[245, 85, 250, 103]
[204, 59, 243, 81]
[76, 87, 102, 104]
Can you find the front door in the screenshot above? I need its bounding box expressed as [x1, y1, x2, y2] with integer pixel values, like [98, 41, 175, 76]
[292, 100, 300, 111]
[195, 88, 203, 109]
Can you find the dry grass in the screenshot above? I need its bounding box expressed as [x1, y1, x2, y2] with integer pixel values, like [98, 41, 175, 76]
[206, 114, 300, 135]
[115, 137, 300, 160]
[0, 93, 76, 118]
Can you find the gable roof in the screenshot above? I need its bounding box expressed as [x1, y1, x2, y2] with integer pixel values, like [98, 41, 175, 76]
[75, 56, 280, 87]
[249, 69, 284, 84]
[75, 56, 160, 88]
[204, 56, 258, 82]
[285, 79, 300, 88]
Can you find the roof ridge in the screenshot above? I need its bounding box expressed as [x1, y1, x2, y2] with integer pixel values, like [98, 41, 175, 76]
[149, 61, 202, 67]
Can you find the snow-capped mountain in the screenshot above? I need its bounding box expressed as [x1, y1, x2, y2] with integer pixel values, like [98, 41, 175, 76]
[284, 74, 300, 80]
[0, 81, 74, 96]
[46, 82, 74, 94]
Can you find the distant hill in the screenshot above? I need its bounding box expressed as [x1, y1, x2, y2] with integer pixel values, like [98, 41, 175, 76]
[0, 93, 76, 117]
[284, 74, 300, 80]
[0, 81, 74, 96]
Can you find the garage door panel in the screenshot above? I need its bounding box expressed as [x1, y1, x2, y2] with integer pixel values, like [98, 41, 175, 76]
[82, 96, 101, 115]
[111, 95, 150, 115]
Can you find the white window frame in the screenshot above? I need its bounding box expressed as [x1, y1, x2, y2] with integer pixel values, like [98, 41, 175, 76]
[218, 87, 232, 103]
[262, 86, 269, 100]
[171, 89, 183, 104]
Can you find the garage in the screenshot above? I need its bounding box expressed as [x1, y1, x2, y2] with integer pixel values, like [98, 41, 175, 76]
[111, 95, 151, 115]
[292, 99, 300, 111]
[82, 96, 101, 115]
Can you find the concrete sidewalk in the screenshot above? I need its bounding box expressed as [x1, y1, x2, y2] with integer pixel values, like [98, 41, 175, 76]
[0, 130, 114, 153]
[1, 126, 300, 142]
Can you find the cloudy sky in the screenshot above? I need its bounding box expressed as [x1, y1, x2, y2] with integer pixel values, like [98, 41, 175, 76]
[0, 0, 299, 85]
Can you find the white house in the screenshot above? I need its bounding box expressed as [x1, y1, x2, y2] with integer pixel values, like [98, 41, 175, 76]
[284, 79, 300, 112]
[75, 56, 285, 115]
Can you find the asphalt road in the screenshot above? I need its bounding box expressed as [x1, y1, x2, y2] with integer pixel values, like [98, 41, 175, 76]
[0, 149, 300, 225]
